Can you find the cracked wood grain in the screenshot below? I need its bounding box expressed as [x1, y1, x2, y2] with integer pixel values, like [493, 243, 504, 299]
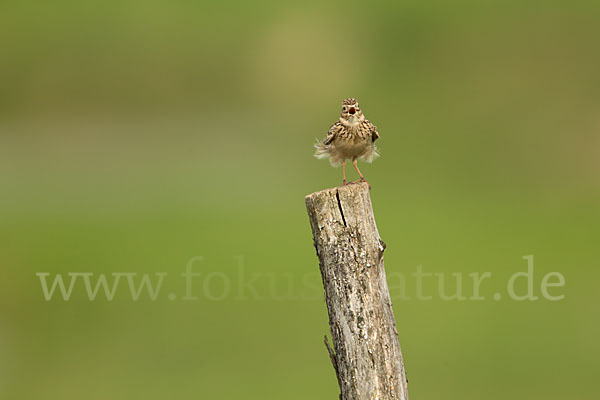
[305, 182, 409, 400]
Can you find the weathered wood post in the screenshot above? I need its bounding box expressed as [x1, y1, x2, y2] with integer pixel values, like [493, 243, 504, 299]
[305, 182, 409, 400]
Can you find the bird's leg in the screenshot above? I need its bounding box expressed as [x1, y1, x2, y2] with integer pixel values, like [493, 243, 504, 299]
[342, 161, 348, 185]
[352, 159, 365, 180]
[352, 159, 370, 188]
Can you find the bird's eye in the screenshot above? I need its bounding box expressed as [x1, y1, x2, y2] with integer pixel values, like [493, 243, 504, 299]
[342, 106, 347, 111]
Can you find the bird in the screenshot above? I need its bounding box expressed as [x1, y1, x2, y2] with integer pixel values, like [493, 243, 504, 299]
[314, 98, 380, 187]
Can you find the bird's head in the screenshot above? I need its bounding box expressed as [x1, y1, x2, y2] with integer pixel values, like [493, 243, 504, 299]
[340, 98, 364, 125]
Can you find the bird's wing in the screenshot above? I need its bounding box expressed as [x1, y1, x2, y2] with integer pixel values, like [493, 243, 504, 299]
[366, 119, 379, 142]
[324, 121, 343, 145]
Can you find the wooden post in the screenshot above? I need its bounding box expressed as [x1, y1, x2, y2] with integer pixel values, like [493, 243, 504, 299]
[305, 182, 409, 400]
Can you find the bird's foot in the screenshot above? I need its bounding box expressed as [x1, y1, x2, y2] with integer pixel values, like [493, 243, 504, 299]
[342, 179, 349, 186]
[349, 179, 370, 188]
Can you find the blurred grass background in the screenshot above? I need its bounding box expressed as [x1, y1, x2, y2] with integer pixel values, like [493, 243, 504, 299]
[1, 0, 599, 398]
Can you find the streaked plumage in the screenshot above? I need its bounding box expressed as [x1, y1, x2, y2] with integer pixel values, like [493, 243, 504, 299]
[315, 98, 380, 186]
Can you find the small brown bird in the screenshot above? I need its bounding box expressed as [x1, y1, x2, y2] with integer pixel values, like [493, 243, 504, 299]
[315, 98, 380, 186]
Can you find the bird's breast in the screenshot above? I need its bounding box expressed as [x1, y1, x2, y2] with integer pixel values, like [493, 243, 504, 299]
[333, 136, 371, 158]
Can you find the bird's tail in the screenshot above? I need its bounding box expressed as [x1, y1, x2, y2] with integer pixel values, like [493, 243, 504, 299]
[313, 138, 330, 160]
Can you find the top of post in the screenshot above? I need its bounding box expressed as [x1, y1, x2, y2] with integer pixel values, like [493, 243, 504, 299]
[305, 182, 371, 202]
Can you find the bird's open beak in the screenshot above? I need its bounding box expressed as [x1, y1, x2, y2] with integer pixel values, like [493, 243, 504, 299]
[349, 107, 356, 115]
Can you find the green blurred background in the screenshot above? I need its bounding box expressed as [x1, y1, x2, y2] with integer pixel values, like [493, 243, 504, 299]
[1, 1, 599, 398]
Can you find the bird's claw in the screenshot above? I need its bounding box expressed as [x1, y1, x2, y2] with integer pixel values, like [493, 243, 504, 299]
[346, 178, 371, 189]
[342, 179, 349, 186]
